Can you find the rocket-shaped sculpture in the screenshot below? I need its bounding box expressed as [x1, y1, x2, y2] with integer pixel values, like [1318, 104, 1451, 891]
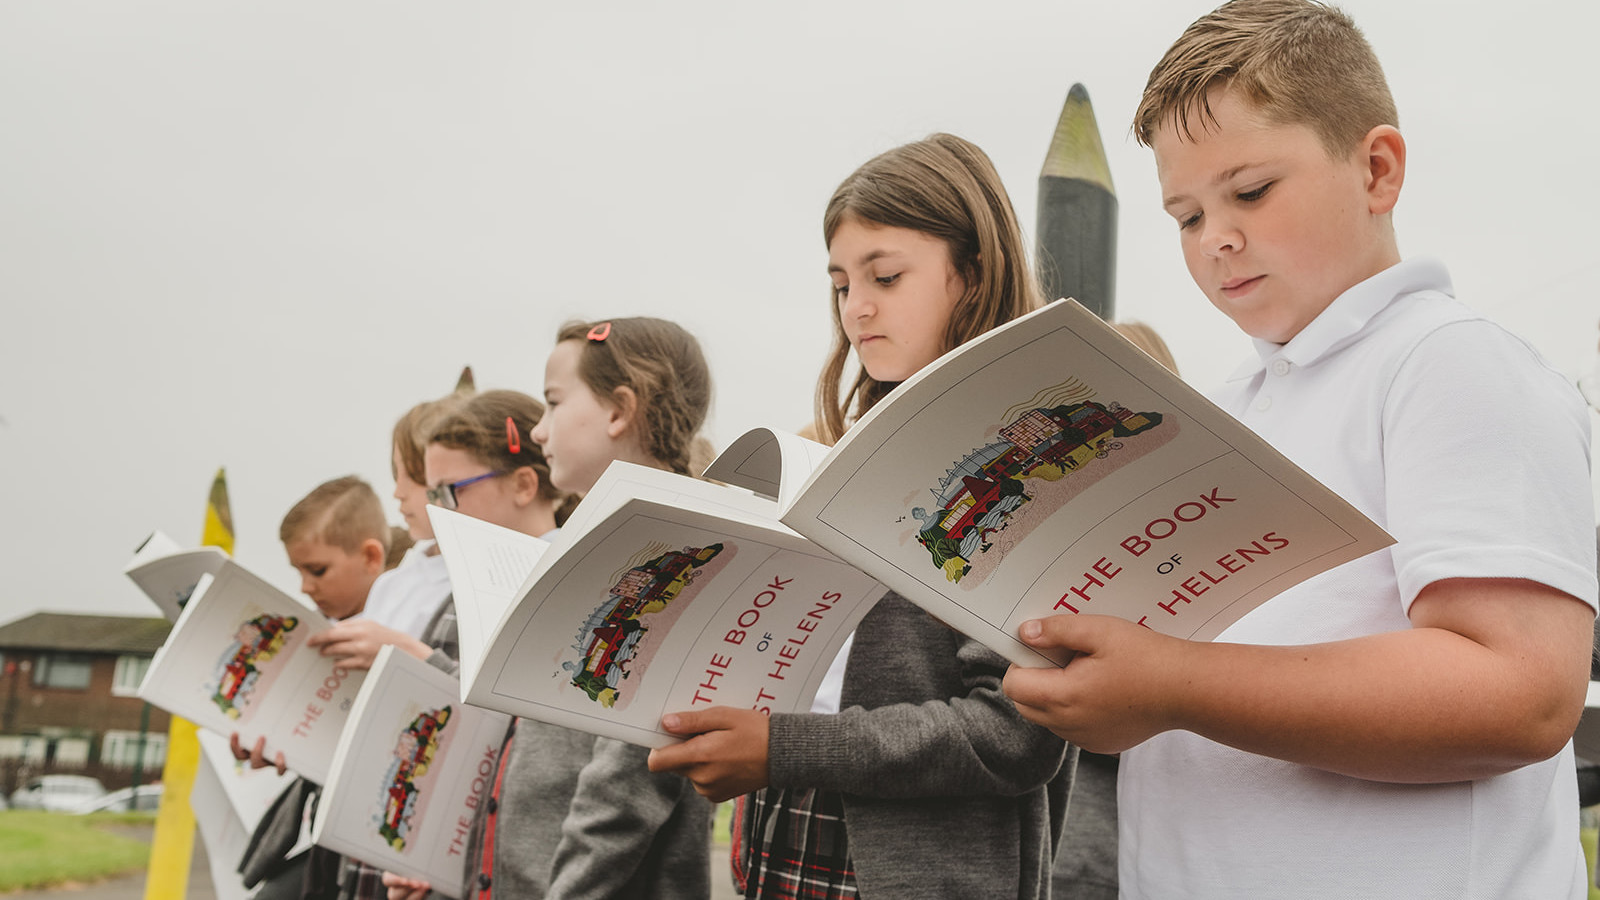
[1037, 83, 1116, 321]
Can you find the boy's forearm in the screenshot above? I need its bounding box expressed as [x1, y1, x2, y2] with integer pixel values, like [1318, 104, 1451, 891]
[1009, 577, 1593, 783]
[1156, 579, 1591, 782]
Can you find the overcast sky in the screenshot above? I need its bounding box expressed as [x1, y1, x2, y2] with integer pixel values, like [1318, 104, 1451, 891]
[2, 0, 1596, 623]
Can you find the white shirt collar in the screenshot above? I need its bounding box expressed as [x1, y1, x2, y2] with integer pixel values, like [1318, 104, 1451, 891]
[1226, 257, 1454, 381]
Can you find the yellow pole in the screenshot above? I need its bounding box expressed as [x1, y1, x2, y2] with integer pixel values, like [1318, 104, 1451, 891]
[144, 468, 234, 899]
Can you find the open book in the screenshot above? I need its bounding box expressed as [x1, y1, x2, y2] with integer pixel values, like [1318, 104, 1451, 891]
[428, 472, 886, 749]
[123, 530, 228, 621]
[706, 298, 1393, 665]
[313, 646, 508, 898]
[434, 299, 1391, 746]
[138, 560, 363, 783]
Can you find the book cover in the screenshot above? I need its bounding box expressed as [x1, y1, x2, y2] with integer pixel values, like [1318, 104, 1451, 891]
[312, 646, 510, 898]
[429, 468, 885, 748]
[138, 560, 364, 783]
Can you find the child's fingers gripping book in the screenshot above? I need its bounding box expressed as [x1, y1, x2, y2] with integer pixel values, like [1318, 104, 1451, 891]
[312, 646, 509, 899]
[138, 559, 363, 783]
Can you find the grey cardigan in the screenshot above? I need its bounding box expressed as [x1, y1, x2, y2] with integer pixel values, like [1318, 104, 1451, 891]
[767, 593, 1073, 899]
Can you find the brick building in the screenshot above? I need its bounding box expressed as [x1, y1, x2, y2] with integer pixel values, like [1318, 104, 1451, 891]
[0, 612, 172, 794]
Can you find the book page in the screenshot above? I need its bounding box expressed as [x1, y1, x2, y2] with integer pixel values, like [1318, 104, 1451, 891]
[461, 493, 883, 748]
[784, 299, 1393, 667]
[703, 427, 832, 509]
[123, 531, 228, 621]
[426, 508, 551, 691]
[313, 646, 507, 898]
[190, 730, 296, 900]
[138, 561, 364, 783]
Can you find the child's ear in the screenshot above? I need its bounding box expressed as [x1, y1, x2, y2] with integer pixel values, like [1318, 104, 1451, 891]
[607, 386, 639, 440]
[1362, 125, 1405, 216]
[510, 466, 542, 507]
[361, 538, 386, 573]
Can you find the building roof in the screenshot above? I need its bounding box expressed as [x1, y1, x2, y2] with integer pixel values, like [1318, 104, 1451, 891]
[0, 612, 172, 655]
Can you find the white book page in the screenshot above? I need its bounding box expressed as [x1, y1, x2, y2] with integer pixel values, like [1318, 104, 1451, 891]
[783, 299, 1393, 667]
[426, 507, 551, 693]
[190, 743, 258, 900]
[703, 428, 832, 510]
[138, 561, 364, 783]
[313, 646, 508, 898]
[123, 531, 228, 621]
[470, 497, 882, 748]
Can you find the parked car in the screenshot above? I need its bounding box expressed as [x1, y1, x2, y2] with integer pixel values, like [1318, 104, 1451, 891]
[75, 783, 162, 813]
[9, 774, 107, 812]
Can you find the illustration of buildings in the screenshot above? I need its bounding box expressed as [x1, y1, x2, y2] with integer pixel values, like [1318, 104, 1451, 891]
[915, 400, 1162, 581]
[566, 542, 725, 706]
[210, 614, 298, 718]
[378, 706, 451, 849]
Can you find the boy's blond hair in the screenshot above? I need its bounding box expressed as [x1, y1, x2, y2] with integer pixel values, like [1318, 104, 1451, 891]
[1133, 0, 1396, 157]
[279, 475, 391, 555]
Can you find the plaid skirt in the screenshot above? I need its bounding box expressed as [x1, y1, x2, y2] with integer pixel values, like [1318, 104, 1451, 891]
[732, 786, 858, 899]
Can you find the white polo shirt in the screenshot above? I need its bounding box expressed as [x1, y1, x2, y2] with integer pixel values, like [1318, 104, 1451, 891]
[1119, 258, 1598, 899]
[361, 540, 453, 639]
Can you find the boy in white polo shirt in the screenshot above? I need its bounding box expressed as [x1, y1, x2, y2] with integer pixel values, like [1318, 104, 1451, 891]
[1002, 1, 1599, 897]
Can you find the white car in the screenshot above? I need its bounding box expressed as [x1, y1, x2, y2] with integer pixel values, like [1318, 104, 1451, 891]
[9, 774, 107, 812]
[75, 783, 163, 813]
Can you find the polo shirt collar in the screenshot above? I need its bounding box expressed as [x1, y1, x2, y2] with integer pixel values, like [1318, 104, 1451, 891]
[1225, 257, 1453, 382]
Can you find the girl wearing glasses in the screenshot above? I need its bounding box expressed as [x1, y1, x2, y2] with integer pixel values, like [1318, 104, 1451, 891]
[385, 324, 714, 900]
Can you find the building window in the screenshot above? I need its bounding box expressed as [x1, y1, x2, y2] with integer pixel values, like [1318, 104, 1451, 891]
[112, 656, 151, 697]
[31, 654, 92, 690]
[102, 731, 167, 769]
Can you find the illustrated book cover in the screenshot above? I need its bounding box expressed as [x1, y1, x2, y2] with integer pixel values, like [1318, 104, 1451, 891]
[139, 560, 363, 783]
[312, 646, 509, 898]
[428, 467, 886, 749]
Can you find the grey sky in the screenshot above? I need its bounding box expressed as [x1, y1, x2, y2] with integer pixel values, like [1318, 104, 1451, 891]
[2, 1, 1596, 621]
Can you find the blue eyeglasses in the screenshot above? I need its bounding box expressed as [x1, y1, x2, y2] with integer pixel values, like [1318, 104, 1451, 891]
[426, 472, 503, 510]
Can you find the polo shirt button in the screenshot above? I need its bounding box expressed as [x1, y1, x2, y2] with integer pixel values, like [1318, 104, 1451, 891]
[1270, 359, 1291, 376]
[479, 873, 492, 890]
[487, 796, 498, 814]
[1253, 395, 1272, 412]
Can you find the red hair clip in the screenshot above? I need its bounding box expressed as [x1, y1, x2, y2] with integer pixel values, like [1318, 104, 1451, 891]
[587, 322, 612, 342]
[506, 417, 521, 454]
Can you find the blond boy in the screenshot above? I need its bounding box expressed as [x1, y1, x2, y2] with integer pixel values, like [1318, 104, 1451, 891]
[1003, 1, 1598, 896]
[279, 474, 389, 622]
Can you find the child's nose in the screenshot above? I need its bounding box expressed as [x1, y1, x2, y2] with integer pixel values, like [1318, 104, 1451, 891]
[1202, 217, 1243, 256]
[841, 287, 874, 321]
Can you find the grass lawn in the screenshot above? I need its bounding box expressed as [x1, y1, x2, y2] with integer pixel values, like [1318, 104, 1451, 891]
[0, 809, 154, 891]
